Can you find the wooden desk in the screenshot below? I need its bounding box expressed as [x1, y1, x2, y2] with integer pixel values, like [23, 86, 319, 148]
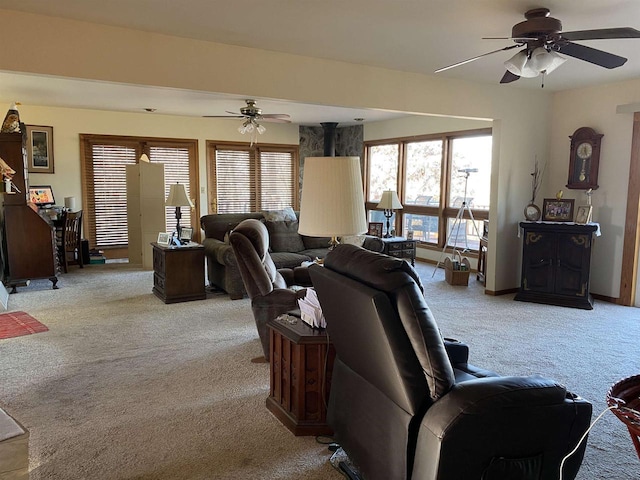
[267, 317, 335, 436]
[152, 242, 206, 303]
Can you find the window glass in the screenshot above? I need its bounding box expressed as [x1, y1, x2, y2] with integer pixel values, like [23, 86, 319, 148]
[449, 135, 492, 210]
[405, 140, 442, 207]
[404, 214, 439, 243]
[367, 144, 398, 202]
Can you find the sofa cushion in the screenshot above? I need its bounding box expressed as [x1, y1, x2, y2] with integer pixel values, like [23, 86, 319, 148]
[266, 221, 305, 252]
[262, 207, 296, 222]
[341, 234, 366, 247]
[270, 251, 312, 269]
[301, 235, 332, 250]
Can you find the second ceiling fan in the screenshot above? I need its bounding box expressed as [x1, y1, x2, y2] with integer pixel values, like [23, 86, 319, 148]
[436, 8, 640, 84]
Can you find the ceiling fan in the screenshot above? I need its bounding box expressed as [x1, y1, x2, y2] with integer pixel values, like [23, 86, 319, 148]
[204, 99, 291, 123]
[435, 8, 640, 84]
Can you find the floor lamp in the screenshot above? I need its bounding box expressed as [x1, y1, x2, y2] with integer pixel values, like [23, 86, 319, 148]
[298, 156, 368, 250]
[165, 183, 193, 244]
[377, 190, 403, 238]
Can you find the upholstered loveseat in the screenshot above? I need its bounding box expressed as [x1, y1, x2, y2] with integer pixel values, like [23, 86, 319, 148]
[200, 211, 384, 299]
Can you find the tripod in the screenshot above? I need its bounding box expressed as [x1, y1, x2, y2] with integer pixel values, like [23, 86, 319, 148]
[432, 169, 483, 277]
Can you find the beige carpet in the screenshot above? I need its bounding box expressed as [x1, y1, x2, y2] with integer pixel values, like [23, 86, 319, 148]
[1, 261, 639, 479]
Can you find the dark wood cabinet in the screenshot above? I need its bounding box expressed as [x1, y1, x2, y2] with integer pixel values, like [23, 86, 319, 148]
[152, 242, 205, 303]
[381, 237, 417, 266]
[0, 133, 57, 292]
[267, 317, 335, 436]
[515, 222, 598, 310]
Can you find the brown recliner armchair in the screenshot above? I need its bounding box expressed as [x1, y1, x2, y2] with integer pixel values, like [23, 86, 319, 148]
[229, 219, 311, 360]
[309, 244, 592, 480]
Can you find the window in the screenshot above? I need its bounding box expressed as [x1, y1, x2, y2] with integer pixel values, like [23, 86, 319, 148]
[207, 142, 299, 213]
[364, 129, 491, 251]
[80, 135, 198, 254]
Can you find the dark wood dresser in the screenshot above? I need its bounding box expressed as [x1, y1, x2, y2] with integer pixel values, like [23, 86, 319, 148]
[515, 222, 598, 309]
[0, 132, 57, 292]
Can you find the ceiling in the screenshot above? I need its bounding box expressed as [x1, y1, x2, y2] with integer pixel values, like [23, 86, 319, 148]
[1, 0, 640, 122]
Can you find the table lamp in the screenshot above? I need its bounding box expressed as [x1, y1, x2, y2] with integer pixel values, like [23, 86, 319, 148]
[165, 183, 193, 240]
[377, 190, 403, 238]
[298, 156, 367, 249]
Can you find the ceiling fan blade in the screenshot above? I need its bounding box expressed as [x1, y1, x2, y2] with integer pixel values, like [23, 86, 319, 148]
[556, 41, 627, 69]
[435, 44, 520, 73]
[203, 115, 244, 118]
[261, 113, 291, 119]
[261, 117, 291, 124]
[500, 71, 520, 84]
[562, 27, 640, 41]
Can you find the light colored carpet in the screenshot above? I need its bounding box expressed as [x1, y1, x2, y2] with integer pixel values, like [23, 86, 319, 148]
[0, 261, 639, 479]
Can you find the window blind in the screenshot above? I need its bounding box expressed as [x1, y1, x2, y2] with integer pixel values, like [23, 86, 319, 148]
[149, 145, 192, 231]
[210, 143, 298, 214]
[81, 136, 198, 251]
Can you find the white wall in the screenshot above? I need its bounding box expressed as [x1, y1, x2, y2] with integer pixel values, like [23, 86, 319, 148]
[18, 105, 299, 219]
[550, 78, 640, 298]
[0, 9, 556, 293]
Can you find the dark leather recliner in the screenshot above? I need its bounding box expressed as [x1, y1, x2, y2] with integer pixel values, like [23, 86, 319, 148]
[309, 244, 592, 480]
[229, 219, 310, 360]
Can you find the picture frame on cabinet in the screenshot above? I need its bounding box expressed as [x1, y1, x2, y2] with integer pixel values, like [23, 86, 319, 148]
[575, 205, 593, 224]
[367, 222, 383, 238]
[157, 232, 171, 246]
[542, 198, 575, 222]
[26, 125, 54, 174]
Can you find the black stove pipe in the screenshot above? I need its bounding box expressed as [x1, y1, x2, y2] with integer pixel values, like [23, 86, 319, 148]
[320, 122, 338, 157]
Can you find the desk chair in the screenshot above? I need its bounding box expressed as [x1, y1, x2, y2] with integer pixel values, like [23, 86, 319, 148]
[58, 210, 83, 273]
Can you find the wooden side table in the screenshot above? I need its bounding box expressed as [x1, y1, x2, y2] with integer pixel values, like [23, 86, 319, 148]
[381, 236, 417, 266]
[267, 317, 335, 436]
[151, 242, 206, 303]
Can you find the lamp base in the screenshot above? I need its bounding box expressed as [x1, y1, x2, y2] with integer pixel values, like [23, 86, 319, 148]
[383, 210, 394, 238]
[328, 236, 340, 250]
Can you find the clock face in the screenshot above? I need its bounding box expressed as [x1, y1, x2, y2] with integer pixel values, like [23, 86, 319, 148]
[576, 142, 593, 160]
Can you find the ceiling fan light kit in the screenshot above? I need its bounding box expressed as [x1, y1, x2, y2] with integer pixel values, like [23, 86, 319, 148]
[204, 99, 291, 145]
[436, 7, 640, 85]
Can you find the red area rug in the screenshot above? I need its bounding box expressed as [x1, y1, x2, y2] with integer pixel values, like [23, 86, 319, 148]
[0, 311, 48, 340]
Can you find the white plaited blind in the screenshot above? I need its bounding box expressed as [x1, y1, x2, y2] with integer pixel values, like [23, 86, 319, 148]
[149, 145, 192, 230]
[212, 144, 297, 213]
[260, 150, 295, 210]
[89, 144, 137, 248]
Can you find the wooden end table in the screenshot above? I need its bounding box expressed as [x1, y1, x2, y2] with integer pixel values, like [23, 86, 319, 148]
[267, 316, 335, 436]
[151, 242, 206, 303]
[381, 236, 417, 266]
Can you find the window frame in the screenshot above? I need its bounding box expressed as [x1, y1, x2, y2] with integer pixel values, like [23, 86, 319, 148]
[80, 134, 199, 257]
[364, 128, 491, 252]
[206, 140, 299, 214]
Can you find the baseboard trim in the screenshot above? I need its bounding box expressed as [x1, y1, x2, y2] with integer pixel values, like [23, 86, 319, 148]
[592, 293, 621, 305]
[484, 288, 518, 296]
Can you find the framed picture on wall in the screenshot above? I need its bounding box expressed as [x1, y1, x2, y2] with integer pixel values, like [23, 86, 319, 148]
[26, 125, 54, 174]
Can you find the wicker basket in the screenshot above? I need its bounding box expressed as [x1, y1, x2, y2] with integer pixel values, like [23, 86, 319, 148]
[444, 252, 471, 286]
[607, 374, 640, 459]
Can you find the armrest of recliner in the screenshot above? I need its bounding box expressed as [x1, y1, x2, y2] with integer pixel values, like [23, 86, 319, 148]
[422, 375, 568, 436]
[443, 338, 469, 365]
[277, 266, 313, 287]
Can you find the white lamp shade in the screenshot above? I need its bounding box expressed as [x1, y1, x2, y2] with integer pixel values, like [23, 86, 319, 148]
[64, 196, 77, 210]
[165, 183, 193, 207]
[530, 48, 566, 74]
[377, 190, 403, 210]
[298, 156, 368, 237]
